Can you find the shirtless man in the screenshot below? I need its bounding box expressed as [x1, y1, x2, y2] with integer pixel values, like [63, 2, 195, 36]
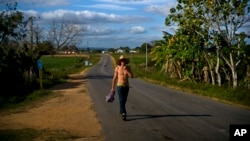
[111, 55, 133, 121]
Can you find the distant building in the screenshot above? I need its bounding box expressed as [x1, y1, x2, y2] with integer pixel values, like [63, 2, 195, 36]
[116, 49, 124, 53]
[129, 50, 137, 53]
[63, 50, 76, 54]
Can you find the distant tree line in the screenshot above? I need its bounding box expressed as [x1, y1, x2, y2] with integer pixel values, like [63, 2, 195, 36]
[107, 43, 153, 54]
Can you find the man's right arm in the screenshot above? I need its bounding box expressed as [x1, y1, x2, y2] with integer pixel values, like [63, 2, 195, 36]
[111, 67, 118, 91]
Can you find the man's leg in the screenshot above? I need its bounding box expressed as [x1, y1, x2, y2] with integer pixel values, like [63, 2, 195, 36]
[117, 86, 129, 120]
[117, 86, 124, 114]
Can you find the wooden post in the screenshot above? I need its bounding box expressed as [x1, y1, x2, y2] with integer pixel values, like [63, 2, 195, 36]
[37, 60, 43, 91]
[39, 69, 43, 90]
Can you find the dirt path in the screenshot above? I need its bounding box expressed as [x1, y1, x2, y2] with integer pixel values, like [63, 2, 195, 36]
[0, 70, 105, 141]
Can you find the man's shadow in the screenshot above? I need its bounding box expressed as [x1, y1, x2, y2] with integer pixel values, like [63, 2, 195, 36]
[125, 114, 211, 121]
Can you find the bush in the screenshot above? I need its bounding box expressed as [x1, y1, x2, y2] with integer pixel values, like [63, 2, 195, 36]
[0, 46, 35, 98]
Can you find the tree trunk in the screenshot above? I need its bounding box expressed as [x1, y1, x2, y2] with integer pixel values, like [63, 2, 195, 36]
[172, 62, 180, 79]
[215, 67, 221, 87]
[203, 51, 215, 85]
[222, 67, 231, 87]
[215, 49, 221, 86]
[232, 68, 237, 88]
[221, 52, 241, 88]
[210, 70, 215, 85]
[230, 53, 239, 88]
[203, 66, 209, 84]
[176, 61, 183, 79]
[191, 61, 195, 80]
[164, 59, 178, 79]
[163, 60, 169, 73]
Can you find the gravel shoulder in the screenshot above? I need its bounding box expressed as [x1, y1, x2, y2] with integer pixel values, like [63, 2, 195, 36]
[0, 70, 105, 141]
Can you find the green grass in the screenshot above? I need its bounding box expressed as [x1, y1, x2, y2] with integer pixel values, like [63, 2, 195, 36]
[41, 55, 85, 81]
[111, 53, 250, 108]
[41, 55, 87, 72]
[40, 54, 100, 88]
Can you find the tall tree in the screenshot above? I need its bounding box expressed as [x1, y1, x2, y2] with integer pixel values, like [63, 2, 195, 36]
[48, 18, 82, 52]
[0, 3, 38, 98]
[206, 0, 250, 88]
[160, 0, 250, 88]
[162, 0, 209, 81]
[0, 2, 26, 44]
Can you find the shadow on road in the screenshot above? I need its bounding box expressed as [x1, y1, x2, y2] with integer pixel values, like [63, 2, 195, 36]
[126, 114, 212, 121]
[86, 75, 113, 79]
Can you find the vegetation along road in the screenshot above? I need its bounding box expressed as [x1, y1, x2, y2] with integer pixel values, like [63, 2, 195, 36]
[86, 54, 250, 141]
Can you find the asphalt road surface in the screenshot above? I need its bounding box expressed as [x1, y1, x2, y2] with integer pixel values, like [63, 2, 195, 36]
[86, 54, 250, 141]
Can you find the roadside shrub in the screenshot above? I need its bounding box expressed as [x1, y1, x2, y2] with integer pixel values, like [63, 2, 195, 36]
[0, 45, 40, 105]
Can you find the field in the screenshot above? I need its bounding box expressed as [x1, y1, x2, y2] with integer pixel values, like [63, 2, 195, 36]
[40, 54, 100, 88]
[41, 55, 87, 78]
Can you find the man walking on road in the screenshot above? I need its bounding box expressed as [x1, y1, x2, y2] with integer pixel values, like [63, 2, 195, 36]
[111, 55, 133, 121]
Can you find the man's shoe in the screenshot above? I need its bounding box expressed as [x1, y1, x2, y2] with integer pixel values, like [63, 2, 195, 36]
[122, 113, 126, 121]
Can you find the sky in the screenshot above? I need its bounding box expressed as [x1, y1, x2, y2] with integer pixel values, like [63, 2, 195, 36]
[1, 0, 249, 49]
[0, 0, 178, 49]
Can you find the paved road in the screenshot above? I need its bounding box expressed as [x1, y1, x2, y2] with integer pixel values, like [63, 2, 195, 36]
[86, 54, 250, 141]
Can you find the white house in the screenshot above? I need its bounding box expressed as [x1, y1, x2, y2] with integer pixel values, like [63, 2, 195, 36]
[116, 49, 124, 53]
[129, 50, 137, 53]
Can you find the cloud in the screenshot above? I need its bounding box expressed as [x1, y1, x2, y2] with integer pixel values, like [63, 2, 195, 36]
[242, 21, 250, 28]
[76, 4, 135, 11]
[92, 0, 177, 16]
[118, 0, 143, 1]
[83, 25, 119, 35]
[129, 26, 146, 34]
[24, 9, 151, 24]
[144, 3, 175, 16]
[23, 10, 39, 17]
[238, 21, 250, 36]
[20, 0, 70, 6]
[95, 0, 170, 5]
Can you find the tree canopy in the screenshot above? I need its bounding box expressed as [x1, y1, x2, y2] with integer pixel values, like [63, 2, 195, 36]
[151, 0, 250, 88]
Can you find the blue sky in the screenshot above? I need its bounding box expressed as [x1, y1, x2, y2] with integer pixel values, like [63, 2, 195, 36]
[0, 0, 177, 48]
